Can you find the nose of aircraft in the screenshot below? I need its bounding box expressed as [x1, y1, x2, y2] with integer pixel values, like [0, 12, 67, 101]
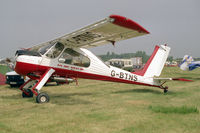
[14, 49, 43, 75]
[14, 54, 41, 76]
[14, 55, 29, 76]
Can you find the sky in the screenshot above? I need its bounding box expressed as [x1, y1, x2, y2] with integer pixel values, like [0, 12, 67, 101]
[0, 0, 200, 59]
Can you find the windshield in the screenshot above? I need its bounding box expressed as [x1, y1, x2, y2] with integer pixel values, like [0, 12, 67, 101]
[38, 42, 65, 58]
[39, 43, 54, 55]
[46, 42, 65, 58]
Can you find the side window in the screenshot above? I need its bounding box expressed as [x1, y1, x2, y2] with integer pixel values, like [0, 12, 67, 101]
[45, 42, 64, 58]
[59, 48, 90, 67]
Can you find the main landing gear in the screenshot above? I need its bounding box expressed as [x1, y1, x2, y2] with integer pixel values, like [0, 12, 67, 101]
[22, 89, 33, 98]
[19, 68, 55, 103]
[36, 92, 50, 103]
[159, 81, 168, 93]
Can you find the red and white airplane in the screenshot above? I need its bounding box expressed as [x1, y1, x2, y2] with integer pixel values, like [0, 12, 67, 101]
[14, 15, 189, 103]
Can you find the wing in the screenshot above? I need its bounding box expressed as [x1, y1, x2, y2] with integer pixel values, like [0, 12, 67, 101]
[188, 62, 200, 71]
[30, 15, 149, 51]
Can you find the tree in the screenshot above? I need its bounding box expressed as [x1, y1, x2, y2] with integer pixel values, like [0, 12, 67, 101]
[99, 51, 150, 63]
[167, 56, 173, 62]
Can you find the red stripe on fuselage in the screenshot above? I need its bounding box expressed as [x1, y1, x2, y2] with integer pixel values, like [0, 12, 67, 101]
[15, 61, 160, 88]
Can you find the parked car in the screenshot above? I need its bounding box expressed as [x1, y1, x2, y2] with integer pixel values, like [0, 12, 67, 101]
[6, 71, 25, 87]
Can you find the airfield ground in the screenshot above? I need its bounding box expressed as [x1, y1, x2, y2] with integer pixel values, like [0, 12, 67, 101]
[0, 67, 200, 133]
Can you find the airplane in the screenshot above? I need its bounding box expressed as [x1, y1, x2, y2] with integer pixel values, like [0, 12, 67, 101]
[14, 15, 191, 103]
[179, 55, 200, 71]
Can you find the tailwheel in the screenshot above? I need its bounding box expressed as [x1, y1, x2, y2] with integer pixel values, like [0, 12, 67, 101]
[160, 83, 169, 93]
[163, 86, 168, 93]
[22, 89, 33, 98]
[164, 89, 168, 93]
[36, 92, 50, 103]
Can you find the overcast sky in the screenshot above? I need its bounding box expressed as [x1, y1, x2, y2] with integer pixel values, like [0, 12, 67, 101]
[0, 0, 199, 59]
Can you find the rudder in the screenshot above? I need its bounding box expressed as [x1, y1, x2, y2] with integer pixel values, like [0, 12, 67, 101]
[133, 45, 170, 77]
[179, 55, 193, 71]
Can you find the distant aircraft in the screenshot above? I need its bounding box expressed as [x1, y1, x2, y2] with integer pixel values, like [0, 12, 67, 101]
[179, 55, 200, 71]
[13, 15, 191, 103]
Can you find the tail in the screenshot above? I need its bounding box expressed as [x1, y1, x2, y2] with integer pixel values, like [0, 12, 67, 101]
[179, 55, 200, 71]
[133, 45, 170, 77]
[179, 55, 193, 71]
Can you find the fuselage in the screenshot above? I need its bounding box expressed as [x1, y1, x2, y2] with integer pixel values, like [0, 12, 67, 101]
[14, 43, 160, 88]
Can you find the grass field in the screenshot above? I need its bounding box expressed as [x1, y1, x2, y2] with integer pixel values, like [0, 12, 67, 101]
[0, 67, 200, 133]
[0, 65, 10, 75]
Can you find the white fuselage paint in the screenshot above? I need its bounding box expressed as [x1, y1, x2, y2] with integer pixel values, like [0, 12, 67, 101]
[15, 47, 160, 87]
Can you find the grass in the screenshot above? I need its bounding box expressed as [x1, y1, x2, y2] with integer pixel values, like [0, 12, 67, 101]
[0, 67, 200, 133]
[0, 65, 10, 75]
[149, 105, 199, 114]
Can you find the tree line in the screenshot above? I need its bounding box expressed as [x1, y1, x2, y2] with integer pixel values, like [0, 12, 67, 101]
[98, 51, 150, 63]
[99, 51, 177, 64]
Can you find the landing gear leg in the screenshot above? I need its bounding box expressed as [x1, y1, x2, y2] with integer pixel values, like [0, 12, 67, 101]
[32, 68, 55, 103]
[159, 81, 168, 93]
[19, 68, 55, 103]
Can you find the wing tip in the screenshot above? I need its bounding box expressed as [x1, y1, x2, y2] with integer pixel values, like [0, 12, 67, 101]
[109, 14, 150, 34]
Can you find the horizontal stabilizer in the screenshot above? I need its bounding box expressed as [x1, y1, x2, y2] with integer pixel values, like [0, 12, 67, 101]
[154, 77, 193, 82]
[172, 78, 193, 82]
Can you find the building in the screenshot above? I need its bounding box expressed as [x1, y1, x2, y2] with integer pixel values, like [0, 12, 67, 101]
[165, 61, 178, 67]
[106, 57, 143, 68]
[131, 57, 142, 66]
[106, 59, 133, 68]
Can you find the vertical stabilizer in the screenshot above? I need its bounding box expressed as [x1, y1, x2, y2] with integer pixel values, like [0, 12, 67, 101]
[133, 45, 170, 77]
[179, 55, 193, 71]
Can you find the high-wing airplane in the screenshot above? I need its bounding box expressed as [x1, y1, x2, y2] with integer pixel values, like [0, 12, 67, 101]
[179, 55, 200, 71]
[14, 15, 190, 103]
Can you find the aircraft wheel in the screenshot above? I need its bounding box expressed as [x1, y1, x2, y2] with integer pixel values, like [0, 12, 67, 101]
[56, 82, 60, 85]
[164, 89, 168, 93]
[10, 84, 15, 88]
[36, 92, 50, 103]
[22, 89, 33, 98]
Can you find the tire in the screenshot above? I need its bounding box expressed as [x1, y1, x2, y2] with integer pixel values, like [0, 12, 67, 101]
[56, 82, 61, 85]
[36, 92, 50, 103]
[164, 89, 168, 93]
[22, 89, 33, 98]
[10, 84, 19, 88]
[10, 84, 15, 88]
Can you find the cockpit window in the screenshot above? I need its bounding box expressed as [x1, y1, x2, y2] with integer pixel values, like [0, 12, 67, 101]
[39, 43, 54, 55]
[38, 42, 64, 58]
[59, 48, 90, 67]
[45, 42, 64, 58]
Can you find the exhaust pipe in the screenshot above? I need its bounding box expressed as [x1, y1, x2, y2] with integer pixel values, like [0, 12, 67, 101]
[52, 77, 75, 83]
